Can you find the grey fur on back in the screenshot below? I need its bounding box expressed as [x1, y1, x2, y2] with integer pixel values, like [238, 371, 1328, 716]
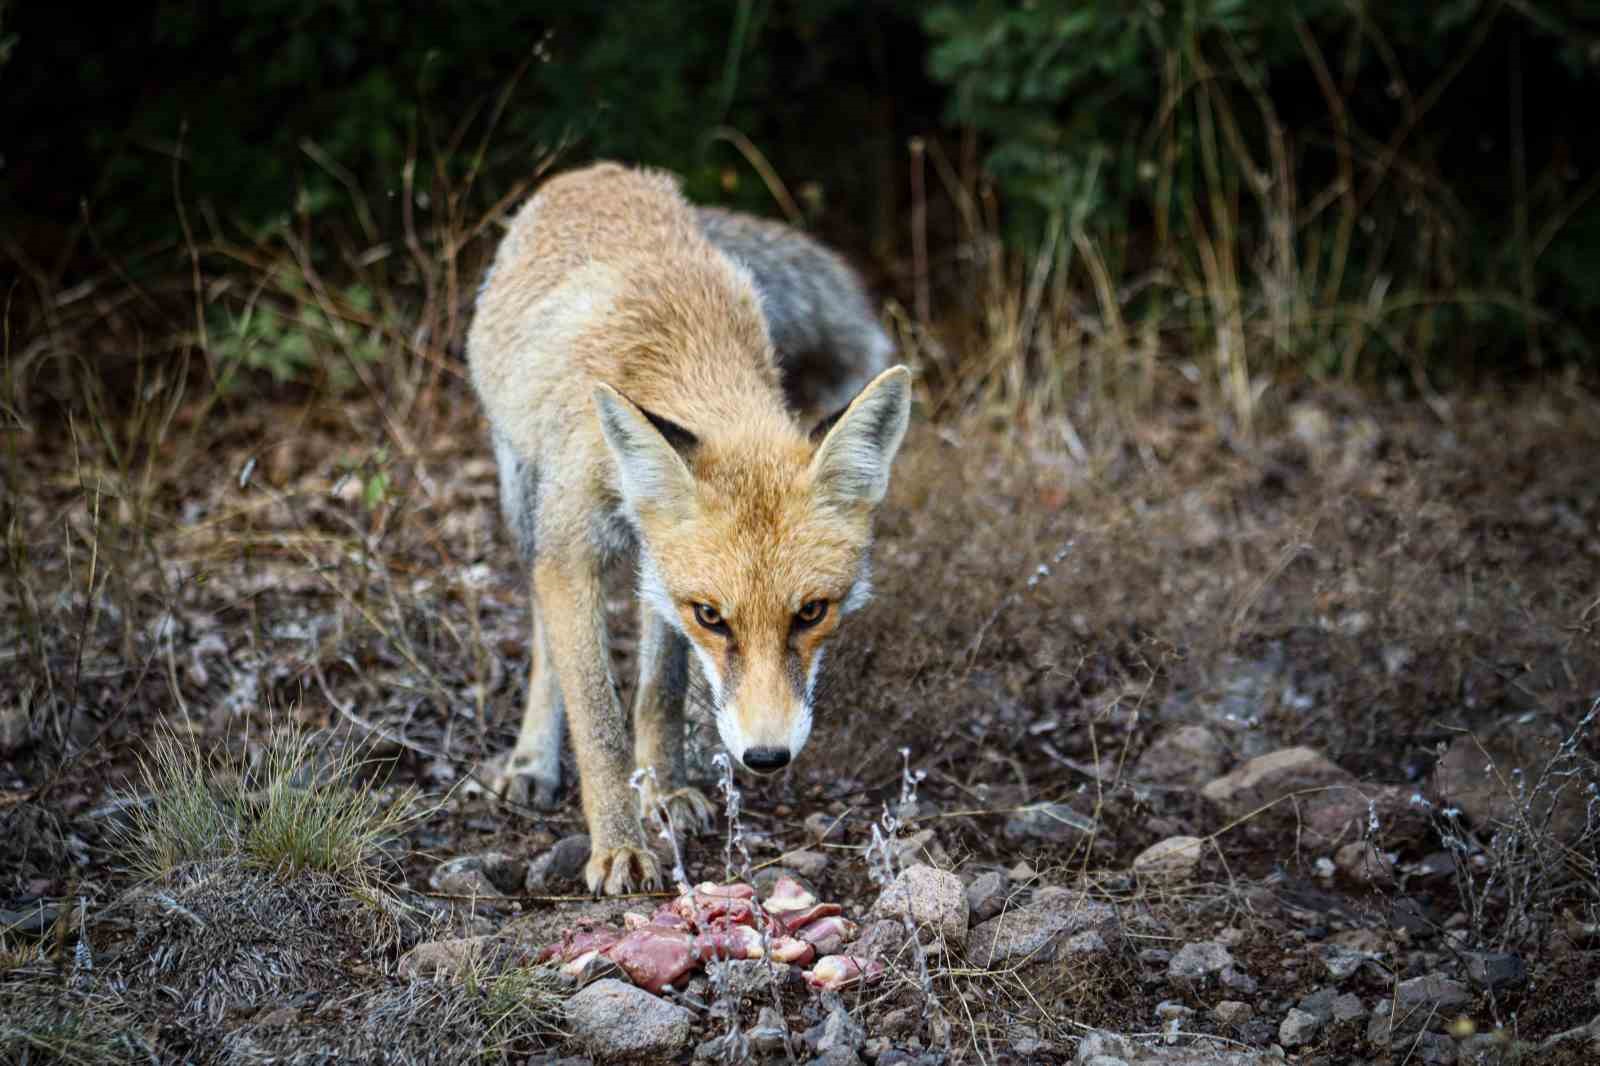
[695, 206, 893, 419]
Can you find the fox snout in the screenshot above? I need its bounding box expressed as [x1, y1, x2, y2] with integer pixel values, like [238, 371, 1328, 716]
[716, 694, 814, 777]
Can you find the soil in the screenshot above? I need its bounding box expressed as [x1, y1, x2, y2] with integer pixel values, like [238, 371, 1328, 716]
[3, 374, 1598, 1064]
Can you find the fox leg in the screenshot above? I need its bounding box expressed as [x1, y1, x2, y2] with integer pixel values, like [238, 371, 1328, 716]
[534, 551, 662, 896]
[632, 603, 716, 836]
[488, 585, 565, 809]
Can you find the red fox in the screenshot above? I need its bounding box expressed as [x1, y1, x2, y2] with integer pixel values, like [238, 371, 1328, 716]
[468, 162, 911, 894]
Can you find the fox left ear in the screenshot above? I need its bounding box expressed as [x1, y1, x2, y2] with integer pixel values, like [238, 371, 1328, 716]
[593, 384, 698, 519]
[808, 365, 912, 508]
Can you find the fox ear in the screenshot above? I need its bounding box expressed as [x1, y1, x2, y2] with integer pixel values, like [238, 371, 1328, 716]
[809, 365, 912, 508]
[593, 384, 697, 518]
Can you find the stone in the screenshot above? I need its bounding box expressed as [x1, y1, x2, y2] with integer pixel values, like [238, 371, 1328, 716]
[565, 978, 694, 1060]
[855, 918, 908, 963]
[1463, 952, 1527, 993]
[1214, 1001, 1253, 1025]
[526, 835, 591, 892]
[1134, 725, 1225, 789]
[1168, 941, 1235, 980]
[1434, 728, 1590, 843]
[1218, 966, 1257, 994]
[1367, 973, 1471, 1043]
[707, 958, 788, 1000]
[1280, 1008, 1323, 1047]
[1335, 841, 1395, 884]
[430, 852, 520, 897]
[805, 811, 845, 843]
[1200, 747, 1352, 815]
[1004, 802, 1099, 842]
[747, 1006, 789, 1056]
[1299, 986, 1365, 1023]
[778, 848, 831, 880]
[1412, 1032, 1459, 1064]
[397, 936, 493, 979]
[965, 870, 1009, 922]
[1154, 1001, 1194, 1022]
[1322, 943, 1381, 981]
[967, 893, 1121, 968]
[808, 1048, 863, 1066]
[892, 828, 952, 869]
[804, 1005, 865, 1055]
[1132, 836, 1204, 883]
[873, 865, 968, 945]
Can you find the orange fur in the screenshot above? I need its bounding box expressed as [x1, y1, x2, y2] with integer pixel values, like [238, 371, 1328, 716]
[468, 162, 910, 895]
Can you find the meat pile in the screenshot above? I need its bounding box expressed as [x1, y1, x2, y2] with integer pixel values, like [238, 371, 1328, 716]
[536, 878, 884, 995]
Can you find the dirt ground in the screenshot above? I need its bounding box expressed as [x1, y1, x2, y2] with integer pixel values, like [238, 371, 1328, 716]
[3, 371, 1598, 1064]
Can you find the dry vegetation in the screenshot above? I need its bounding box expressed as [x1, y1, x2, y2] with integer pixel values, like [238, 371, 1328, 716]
[3, 141, 1599, 1063]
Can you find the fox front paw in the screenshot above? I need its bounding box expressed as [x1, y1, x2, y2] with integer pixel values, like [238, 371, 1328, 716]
[646, 786, 717, 836]
[585, 843, 663, 896]
[480, 749, 562, 810]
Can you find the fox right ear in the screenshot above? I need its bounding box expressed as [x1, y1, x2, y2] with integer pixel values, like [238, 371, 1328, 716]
[593, 384, 697, 519]
[808, 365, 912, 509]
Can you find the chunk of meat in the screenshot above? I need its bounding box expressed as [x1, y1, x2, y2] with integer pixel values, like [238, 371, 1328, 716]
[692, 922, 765, 961]
[603, 925, 696, 993]
[802, 954, 883, 991]
[763, 876, 817, 912]
[536, 925, 623, 965]
[797, 915, 857, 955]
[768, 936, 816, 965]
[775, 901, 843, 933]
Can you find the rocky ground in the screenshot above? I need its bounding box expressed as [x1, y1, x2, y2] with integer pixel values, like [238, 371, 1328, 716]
[3, 375, 1599, 1064]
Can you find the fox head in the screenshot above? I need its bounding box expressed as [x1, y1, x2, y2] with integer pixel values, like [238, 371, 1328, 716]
[594, 366, 912, 775]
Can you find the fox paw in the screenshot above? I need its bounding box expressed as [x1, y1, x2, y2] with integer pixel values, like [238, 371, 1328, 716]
[585, 844, 663, 896]
[654, 786, 718, 835]
[477, 750, 562, 810]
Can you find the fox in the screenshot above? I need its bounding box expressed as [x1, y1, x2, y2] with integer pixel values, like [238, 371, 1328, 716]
[467, 161, 911, 895]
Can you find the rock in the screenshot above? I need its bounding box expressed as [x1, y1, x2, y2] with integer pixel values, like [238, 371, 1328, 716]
[1299, 986, 1365, 1023]
[1200, 746, 1352, 815]
[1367, 973, 1471, 1043]
[1322, 943, 1381, 981]
[965, 870, 1009, 922]
[0, 704, 30, 754]
[808, 1049, 863, 1066]
[1280, 1008, 1323, 1047]
[1463, 952, 1526, 993]
[747, 1005, 789, 1056]
[1168, 941, 1235, 980]
[431, 852, 520, 896]
[855, 918, 908, 963]
[1412, 1032, 1459, 1064]
[1336, 841, 1395, 884]
[1214, 1001, 1253, 1025]
[1218, 966, 1257, 994]
[397, 936, 493, 979]
[526, 835, 591, 892]
[967, 892, 1121, 968]
[565, 979, 694, 1060]
[893, 827, 952, 869]
[1075, 1031, 1133, 1062]
[805, 811, 845, 843]
[707, 958, 787, 1000]
[778, 849, 831, 880]
[1007, 860, 1037, 882]
[872, 865, 968, 945]
[1301, 783, 1429, 849]
[1132, 836, 1203, 883]
[1004, 802, 1099, 842]
[804, 1005, 865, 1055]
[1434, 728, 1590, 843]
[1154, 1001, 1194, 1022]
[1134, 725, 1225, 788]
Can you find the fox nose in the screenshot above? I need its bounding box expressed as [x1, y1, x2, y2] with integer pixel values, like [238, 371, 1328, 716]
[742, 747, 791, 773]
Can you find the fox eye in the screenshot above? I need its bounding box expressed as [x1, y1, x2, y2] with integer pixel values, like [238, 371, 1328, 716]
[693, 603, 728, 632]
[794, 599, 829, 629]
